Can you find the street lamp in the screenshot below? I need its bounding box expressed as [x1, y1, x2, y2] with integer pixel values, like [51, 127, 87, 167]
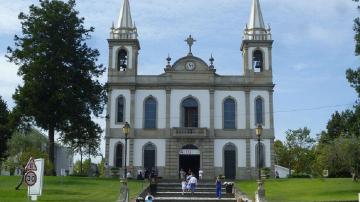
[255, 124, 266, 201]
[255, 124, 263, 181]
[122, 122, 130, 180]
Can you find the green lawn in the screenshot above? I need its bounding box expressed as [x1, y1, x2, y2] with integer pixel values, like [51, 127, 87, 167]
[0, 176, 146, 202]
[237, 178, 360, 202]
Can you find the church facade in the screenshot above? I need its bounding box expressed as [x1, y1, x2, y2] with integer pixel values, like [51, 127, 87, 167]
[105, 0, 275, 179]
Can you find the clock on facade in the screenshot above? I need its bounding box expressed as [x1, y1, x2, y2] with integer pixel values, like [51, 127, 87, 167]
[185, 61, 195, 71]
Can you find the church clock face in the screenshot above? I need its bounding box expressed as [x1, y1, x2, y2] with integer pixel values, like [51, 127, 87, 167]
[185, 61, 195, 71]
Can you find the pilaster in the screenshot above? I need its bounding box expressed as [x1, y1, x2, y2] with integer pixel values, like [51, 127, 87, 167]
[246, 138, 252, 178]
[166, 88, 171, 134]
[209, 89, 215, 137]
[269, 90, 274, 129]
[129, 89, 136, 167]
[245, 89, 251, 129]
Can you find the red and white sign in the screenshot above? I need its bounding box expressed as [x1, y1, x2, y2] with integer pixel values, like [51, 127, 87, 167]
[25, 158, 37, 171]
[25, 171, 37, 186]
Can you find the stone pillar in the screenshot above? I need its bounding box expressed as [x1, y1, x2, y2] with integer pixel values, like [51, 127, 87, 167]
[166, 89, 171, 134]
[246, 138, 251, 179]
[245, 89, 251, 129]
[209, 89, 215, 137]
[105, 89, 112, 177]
[269, 90, 274, 129]
[201, 139, 215, 179]
[129, 89, 136, 167]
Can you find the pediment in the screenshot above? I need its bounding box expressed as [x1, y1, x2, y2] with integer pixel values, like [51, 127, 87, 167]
[164, 55, 216, 74]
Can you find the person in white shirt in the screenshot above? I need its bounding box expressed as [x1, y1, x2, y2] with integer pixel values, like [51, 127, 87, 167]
[198, 169, 204, 180]
[181, 179, 187, 195]
[188, 173, 198, 194]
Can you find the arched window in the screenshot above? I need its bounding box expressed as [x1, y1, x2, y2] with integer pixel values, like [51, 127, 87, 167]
[224, 143, 236, 179]
[144, 97, 157, 129]
[255, 97, 264, 125]
[117, 49, 128, 71]
[255, 143, 265, 168]
[224, 98, 236, 129]
[182, 97, 199, 127]
[116, 96, 125, 123]
[115, 143, 123, 168]
[143, 143, 156, 170]
[253, 50, 263, 72]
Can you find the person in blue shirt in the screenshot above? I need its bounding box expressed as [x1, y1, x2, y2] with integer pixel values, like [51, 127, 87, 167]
[215, 176, 222, 199]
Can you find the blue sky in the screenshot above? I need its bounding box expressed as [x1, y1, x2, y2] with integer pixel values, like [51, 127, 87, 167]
[0, 0, 359, 155]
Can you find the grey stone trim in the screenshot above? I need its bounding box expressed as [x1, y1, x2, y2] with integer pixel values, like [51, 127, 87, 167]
[105, 137, 110, 176]
[245, 90, 251, 129]
[130, 89, 136, 137]
[269, 90, 274, 129]
[270, 138, 275, 177]
[209, 89, 215, 137]
[129, 138, 134, 167]
[246, 138, 251, 178]
[166, 89, 171, 133]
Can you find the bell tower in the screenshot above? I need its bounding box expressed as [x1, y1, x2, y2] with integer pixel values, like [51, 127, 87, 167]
[241, 0, 273, 81]
[108, 0, 140, 76]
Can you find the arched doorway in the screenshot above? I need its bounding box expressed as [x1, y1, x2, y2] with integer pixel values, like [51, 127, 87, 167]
[224, 143, 236, 179]
[179, 144, 200, 178]
[143, 143, 156, 171]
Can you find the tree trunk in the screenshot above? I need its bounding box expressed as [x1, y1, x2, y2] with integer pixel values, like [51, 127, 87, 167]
[48, 125, 56, 176]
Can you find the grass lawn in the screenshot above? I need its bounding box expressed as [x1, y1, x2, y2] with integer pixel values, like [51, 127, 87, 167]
[0, 176, 147, 202]
[237, 178, 360, 202]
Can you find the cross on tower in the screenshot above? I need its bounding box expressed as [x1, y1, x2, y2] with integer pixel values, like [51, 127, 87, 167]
[185, 35, 196, 55]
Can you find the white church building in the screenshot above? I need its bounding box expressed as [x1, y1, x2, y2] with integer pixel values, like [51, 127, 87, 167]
[105, 0, 275, 179]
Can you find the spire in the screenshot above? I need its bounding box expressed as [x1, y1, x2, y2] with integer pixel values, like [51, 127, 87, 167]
[248, 0, 265, 30]
[117, 0, 133, 28]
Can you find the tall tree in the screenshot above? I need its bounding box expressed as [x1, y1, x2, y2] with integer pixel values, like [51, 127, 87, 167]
[285, 127, 316, 174]
[6, 0, 106, 175]
[0, 96, 11, 163]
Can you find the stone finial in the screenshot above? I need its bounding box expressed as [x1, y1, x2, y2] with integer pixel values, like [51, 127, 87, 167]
[209, 54, 215, 69]
[166, 54, 172, 69]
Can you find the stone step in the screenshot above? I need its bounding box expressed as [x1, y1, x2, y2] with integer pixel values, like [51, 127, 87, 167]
[153, 196, 236, 202]
[155, 191, 233, 198]
[157, 187, 226, 192]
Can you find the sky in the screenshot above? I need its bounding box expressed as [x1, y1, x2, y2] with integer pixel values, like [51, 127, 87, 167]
[0, 0, 359, 159]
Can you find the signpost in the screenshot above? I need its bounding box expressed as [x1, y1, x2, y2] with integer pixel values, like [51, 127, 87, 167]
[25, 157, 44, 201]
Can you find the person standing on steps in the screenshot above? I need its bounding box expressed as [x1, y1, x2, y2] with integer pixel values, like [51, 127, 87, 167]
[189, 172, 197, 194]
[199, 169, 203, 180]
[215, 176, 222, 199]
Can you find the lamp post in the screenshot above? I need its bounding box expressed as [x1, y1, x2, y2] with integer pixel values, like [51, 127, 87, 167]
[255, 124, 263, 181]
[122, 122, 130, 180]
[255, 124, 266, 201]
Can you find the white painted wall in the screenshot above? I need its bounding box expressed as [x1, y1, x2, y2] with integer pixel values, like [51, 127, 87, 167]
[250, 91, 270, 129]
[170, 90, 210, 128]
[214, 91, 246, 129]
[247, 47, 269, 70]
[134, 90, 166, 129]
[275, 165, 290, 178]
[214, 139, 247, 167]
[109, 138, 130, 167]
[110, 89, 131, 129]
[250, 139, 271, 167]
[133, 139, 166, 167]
[112, 45, 133, 69]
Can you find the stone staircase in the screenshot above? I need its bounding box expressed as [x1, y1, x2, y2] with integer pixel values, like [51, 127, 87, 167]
[152, 181, 237, 202]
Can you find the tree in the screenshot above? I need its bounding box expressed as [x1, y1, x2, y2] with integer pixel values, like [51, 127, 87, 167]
[0, 96, 12, 164]
[4, 129, 53, 175]
[346, 0, 360, 94]
[284, 127, 316, 174]
[274, 140, 290, 168]
[60, 115, 101, 174]
[6, 0, 106, 175]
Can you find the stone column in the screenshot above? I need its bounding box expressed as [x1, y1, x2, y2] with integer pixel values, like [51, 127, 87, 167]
[209, 89, 215, 137]
[166, 88, 171, 135]
[129, 89, 136, 167]
[105, 88, 112, 177]
[246, 138, 251, 179]
[269, 90, 274, 129]
[245, 89, 251, 129]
